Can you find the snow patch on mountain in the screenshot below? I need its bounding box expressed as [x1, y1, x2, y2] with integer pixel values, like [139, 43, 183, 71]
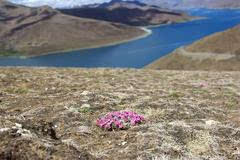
[9, 0, 112, 8]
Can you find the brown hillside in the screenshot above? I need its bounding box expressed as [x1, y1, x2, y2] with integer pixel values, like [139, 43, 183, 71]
[186, 25, 240, 55]
[0, 0, 145, 56]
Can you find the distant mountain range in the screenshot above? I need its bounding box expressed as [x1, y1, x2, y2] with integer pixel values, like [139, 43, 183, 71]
[139, 0, 240, 9]
[8, 0, 111, 8]
[147, 25, 240, 71]
[8, 0, 240, 9]
[60, 0, 193, 26]
[0, 0, 145, 56]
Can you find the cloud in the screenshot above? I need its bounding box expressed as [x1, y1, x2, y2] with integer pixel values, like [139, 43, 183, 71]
[9, 0, 112, 8]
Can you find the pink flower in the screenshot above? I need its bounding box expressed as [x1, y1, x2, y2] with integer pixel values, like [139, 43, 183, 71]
[96, 111, 145, 130]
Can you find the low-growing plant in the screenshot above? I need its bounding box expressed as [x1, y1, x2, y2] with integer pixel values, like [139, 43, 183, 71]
[96, 111, 145, 130]
[5, 87, 28, 94]
[169, 92, 184, 98]
[0, 50, 20, 57]
[78, 107, 93, 113]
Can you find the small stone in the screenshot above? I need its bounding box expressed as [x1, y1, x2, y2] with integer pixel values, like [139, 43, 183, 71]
[121, 141, 127, 146]
[205, 120, 219, 126]
[81, 104, 91, 109]
[15, 123, 22, 128]
[76, 126, 91, 134]
[69, 107, 78, 113]
[81, 91, 91, 96]
[0, 128, 10, 132]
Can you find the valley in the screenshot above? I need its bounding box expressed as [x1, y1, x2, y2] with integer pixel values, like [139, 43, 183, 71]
[1, 9, 240, 68]
[1, 0, 240, 70]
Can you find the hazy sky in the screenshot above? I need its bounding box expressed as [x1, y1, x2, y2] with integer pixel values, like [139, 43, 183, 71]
[9, 0, 112, 8]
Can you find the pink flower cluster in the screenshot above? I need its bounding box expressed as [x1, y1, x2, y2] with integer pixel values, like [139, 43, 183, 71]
[96, 111, 145, 130]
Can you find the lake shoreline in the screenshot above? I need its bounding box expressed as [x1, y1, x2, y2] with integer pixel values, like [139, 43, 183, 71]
[16, 27, 152, 59]
[2, 17, 198, 59]
[146, 16, 206, 28]
[2, 9, 240, 68]
[8, 17, 197, 59]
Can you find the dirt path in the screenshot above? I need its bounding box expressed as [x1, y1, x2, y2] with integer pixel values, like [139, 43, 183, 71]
[178, 47, 236, 60]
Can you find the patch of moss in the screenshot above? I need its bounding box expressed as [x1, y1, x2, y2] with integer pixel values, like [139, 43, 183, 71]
[5, 87, 29, 94]
[225, 97, 239, 109]
[169, 91, 184, 99]
[0, 50, 22, 57]
[78, 107, 93, 113]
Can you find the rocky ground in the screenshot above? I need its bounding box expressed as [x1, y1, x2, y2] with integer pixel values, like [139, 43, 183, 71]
[0, 67, 240, 159]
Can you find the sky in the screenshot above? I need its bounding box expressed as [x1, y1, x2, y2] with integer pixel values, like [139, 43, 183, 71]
[9, 0, 112, 8]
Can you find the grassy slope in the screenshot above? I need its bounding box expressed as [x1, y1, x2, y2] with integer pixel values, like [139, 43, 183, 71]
[146, 50, 240, 71]
[186, 25, 240, 54]
[0, 67, 240, 159]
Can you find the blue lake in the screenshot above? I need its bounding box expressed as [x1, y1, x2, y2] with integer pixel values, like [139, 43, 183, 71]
[1, 9, 240, 68]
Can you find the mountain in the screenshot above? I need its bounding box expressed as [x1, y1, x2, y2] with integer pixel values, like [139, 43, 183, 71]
[138, 0, 180, 9]
[0, 0, 146, 56]
[8, 0, 111, 8]
[8, 0, 240, 9]
[140, 0, 240, 9]
[60, 0, 193, 26]
[146, 25, 240, 71]
[95, 0, 161, 10]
